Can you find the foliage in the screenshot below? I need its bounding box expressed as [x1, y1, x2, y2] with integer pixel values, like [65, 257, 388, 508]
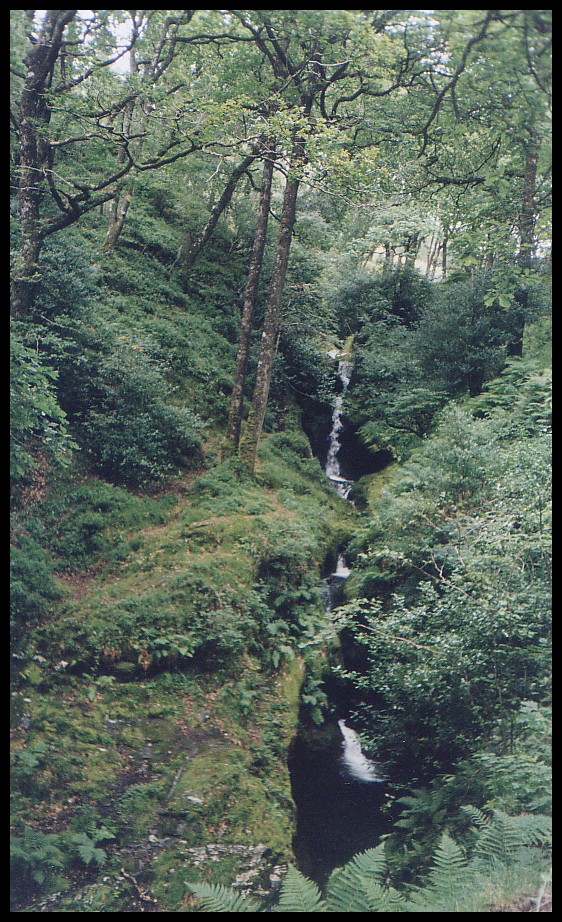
[188, 807, 551, 912]
[10, 325, 77, 485]
[10, 535, 63, 639]
[414, 272, 524, 397]
[68, 816, 116, 868]
[10, 826, 67, 906]
[9, 8, 551, 913]
[474, 701, 552, 815]
[76, 346, 205, 487]
[339, 344, 551, 782]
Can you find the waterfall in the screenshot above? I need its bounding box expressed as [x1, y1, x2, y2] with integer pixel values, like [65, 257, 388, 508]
[325, 359, 354, 498]
[338, 719, 384, 783]
[334, 554, 351, 578]
[322, 553, 351, 614]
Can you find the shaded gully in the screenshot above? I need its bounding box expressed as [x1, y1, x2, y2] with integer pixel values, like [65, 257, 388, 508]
[288, 357, 389, 886]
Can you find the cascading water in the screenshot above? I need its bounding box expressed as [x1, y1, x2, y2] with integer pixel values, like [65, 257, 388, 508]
[338, 719, 385, 783]
[288, 362, 388, 883]
[325, 359, 354, 499]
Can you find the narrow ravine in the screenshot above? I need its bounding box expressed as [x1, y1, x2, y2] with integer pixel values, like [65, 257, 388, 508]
[288, 352, 389, 885]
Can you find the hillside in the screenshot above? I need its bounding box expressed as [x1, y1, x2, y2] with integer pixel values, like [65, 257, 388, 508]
[11, 10, 551, 913]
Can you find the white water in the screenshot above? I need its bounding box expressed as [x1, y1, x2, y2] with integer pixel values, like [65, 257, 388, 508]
[338, 719, 384, 783]
[334, 554, 351, 579]
[326, 360, 385, 786]
[325, 360, 354, 498]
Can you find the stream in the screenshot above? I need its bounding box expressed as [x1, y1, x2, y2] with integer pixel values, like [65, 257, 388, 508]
[288, 357, 389, 886]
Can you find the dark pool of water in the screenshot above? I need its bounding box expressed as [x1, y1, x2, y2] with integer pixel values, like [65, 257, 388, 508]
[288, 721, 389, 887]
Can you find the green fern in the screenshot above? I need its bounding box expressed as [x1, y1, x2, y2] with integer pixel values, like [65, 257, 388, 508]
[70, 832, 107, 867]
[272, 864, 326, 912]
[325, 844, 404, 912]
[466, 807, 552, 864]
[10, 826, 67, 902]
[186, 881, 264, 913]
[407, 833, 472, 911]
[187, 809, 552, 913]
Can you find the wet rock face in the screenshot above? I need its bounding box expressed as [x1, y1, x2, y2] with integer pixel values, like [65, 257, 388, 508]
[288, 723, 388, 887]
[181, 841, 285, 901]
[337, 434, 394, 481]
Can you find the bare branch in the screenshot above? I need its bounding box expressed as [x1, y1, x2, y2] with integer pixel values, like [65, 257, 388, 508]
[418, 10, 499, 157]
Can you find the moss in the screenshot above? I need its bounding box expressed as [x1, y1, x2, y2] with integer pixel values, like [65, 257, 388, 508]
[11, 421, 356, 910]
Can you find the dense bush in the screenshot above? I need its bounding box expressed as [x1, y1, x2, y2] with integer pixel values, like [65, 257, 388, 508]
[78, 348, 205, 486]
[333, 266, 433, 337]
[413, 272, 513, 397]
[338, 355, 551, 783]
[10, 536, 63, 640]
[10, 327, 77, 486]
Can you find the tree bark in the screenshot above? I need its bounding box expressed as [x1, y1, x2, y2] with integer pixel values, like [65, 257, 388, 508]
[508, 139, 539, 356]
[103, 191, 133, 253]
[182, 153, 257, 273]
[238, 144, 303, 472]
[225, 142, 276, 452]
[103, 93, 137, 254]
[11, 10, 77, 317]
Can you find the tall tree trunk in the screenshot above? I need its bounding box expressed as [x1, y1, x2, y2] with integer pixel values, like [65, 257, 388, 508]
[405, 232, 420, 268]
[238, 145, 302, 472]
[103, 191, 133, 253]
[225, 143, 276, 453]
[103, 94, 137, 253]
[182, 153, 257, 273]
[508, 139, 539, 357]
[11, 10, 77, 317]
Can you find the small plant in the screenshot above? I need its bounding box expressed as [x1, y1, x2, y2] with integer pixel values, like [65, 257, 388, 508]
[69, 827, 115, 868]
[187, 807, 552, 912]
[10, 825, 66, 907]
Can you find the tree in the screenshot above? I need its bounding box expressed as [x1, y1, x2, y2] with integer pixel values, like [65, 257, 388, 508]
[230, 8, 435, 471]
[225, 140, 276, 451]
[102, 11, 197, 252]
[11, 11, 79, 316]
[238, 134, 305, 470]
[10, 10, 254, 313]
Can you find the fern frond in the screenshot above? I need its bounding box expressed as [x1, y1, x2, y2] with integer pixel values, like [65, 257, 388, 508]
[460, 804, 491, 829]
[272, 865, 327, 912]
[408, 833, 472, 910]
[325, 845, 392, 913]
[362, 880, 407, 912]
[342, 844, 389, 882]
[473, 810, 552, 863]
[186, 882, 263, 912]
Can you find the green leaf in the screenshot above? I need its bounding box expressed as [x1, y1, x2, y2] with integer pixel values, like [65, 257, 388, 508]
[186, 882, 263, 913]
[272, 865, 326, 913]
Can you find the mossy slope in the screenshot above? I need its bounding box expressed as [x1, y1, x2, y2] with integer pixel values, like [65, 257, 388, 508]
[11, 431, 356, 911]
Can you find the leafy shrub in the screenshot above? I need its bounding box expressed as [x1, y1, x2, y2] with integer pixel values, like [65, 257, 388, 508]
[10, 826, 66, 907]
[10, 535, 63, 637]
[414, 272, 512, 397]
[10, 326, 77, 485]
[334, 266, 433, 336]
[76, 348, 205, 487]
[32, 232, 99, 320]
